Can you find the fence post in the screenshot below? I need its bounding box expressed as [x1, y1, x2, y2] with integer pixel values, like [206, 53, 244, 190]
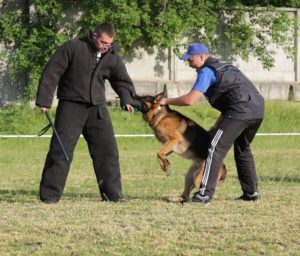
[168, 47, 176, 82]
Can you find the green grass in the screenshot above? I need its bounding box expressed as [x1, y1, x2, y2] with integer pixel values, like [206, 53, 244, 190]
[0, 101, 300, 255]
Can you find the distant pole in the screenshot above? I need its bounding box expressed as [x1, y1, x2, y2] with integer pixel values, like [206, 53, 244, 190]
[295, 9, 300, 82]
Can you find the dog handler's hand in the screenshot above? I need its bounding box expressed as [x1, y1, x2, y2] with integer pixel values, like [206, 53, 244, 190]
[160, 98, 168, 105]
[40, 107, 49, 113]
[123, 104, 134, 113]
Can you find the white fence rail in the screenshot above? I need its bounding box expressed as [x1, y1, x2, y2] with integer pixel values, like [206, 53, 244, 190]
[0, 133, 300, 138]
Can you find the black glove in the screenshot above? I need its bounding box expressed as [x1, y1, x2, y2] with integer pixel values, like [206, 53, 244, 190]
[118, 87, 143, 111]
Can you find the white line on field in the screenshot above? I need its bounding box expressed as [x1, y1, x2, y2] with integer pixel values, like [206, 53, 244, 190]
[256, 133, 300, 136]
[0, 133, 300, 138]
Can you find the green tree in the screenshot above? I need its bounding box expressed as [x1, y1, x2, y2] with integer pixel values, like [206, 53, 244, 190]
[0, 0, 72, 100]
[0, 0, 296, 101]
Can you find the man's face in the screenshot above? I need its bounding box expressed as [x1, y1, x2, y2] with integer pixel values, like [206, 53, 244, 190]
[93, 32, 114, 53]
[188, 54, 207, 69]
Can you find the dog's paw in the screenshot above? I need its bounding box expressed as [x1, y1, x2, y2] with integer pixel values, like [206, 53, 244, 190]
[158, 158, 170, 171]
[162, 160, 170, 171]
[163, 159, 170, 169]
[179, 195, 189, 204]
[160, 165, 168, 172]
[165, 194, 186, 204]
[180, 198, 189, 204]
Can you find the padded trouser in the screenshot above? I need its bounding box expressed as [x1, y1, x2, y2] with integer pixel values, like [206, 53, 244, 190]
[199, 117, 263, 199]
[39, 100, 123, 202]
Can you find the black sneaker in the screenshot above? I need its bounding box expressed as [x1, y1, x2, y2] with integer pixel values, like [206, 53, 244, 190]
[191, 192, 211, 204]
[110, 197, 127, 203]
[101, 192, 127, 202]
[236, 192, 260, 201]
[41, 200, 58, 204]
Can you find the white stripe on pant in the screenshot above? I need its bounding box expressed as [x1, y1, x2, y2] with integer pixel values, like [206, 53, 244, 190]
[200, 129, 223, 195]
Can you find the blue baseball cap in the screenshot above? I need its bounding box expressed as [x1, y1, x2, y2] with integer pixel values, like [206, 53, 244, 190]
[180, 43, 209, 60]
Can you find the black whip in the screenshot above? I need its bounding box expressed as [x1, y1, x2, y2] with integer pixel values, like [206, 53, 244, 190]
[38, 111, 69, 161]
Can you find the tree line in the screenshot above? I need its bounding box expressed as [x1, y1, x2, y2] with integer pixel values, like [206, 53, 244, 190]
[0, 0, 298, 100]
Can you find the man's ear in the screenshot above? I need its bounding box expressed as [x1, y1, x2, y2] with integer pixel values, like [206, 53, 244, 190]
[92, 32, 98, 39]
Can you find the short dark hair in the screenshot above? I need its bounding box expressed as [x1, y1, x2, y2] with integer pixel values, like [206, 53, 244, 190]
[94, 23, 115, 38]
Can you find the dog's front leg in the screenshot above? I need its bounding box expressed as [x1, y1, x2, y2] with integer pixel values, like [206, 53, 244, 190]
[157, 153, 170, 171]
[157, 140, 178, 171]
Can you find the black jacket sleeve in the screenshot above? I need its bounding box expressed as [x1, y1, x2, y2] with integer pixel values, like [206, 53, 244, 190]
[108, 55, 141, 108]
[35, 41, 72, 108]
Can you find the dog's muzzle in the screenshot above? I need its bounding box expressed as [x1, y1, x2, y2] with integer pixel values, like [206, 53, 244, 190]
[133, 104, 148, 114]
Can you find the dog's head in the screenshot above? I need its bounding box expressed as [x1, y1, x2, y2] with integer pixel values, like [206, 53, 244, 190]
[134, 93, 163, 114]
[134, 84, 168, 114]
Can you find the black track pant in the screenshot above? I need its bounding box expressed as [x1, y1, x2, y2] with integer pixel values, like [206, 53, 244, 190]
[199, 117, 263, 199]
[39, 100, 123, 202]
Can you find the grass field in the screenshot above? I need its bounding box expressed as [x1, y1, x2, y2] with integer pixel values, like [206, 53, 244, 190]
[0, 101, 300, 255]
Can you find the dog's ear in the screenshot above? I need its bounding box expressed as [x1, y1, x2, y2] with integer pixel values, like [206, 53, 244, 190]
[163, 84, 168, 97]
[155, 84, 168, 102]
[155, 92, 164, 102]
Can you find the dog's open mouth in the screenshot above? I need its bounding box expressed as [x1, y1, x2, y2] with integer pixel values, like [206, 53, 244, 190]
[133, 104, 149, 114]
[132, 96, 152, 114]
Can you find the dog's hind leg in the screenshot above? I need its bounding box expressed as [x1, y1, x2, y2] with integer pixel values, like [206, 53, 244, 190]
[194, 160, 205, 192]
[181, 160, 205, 201]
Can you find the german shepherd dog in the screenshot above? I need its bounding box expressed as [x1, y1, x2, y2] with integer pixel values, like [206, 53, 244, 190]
[135, 87, 227, 202]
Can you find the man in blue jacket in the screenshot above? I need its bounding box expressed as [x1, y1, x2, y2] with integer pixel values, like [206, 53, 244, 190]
[36, 23, 138, 203]
[160, 42, 264, 204]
